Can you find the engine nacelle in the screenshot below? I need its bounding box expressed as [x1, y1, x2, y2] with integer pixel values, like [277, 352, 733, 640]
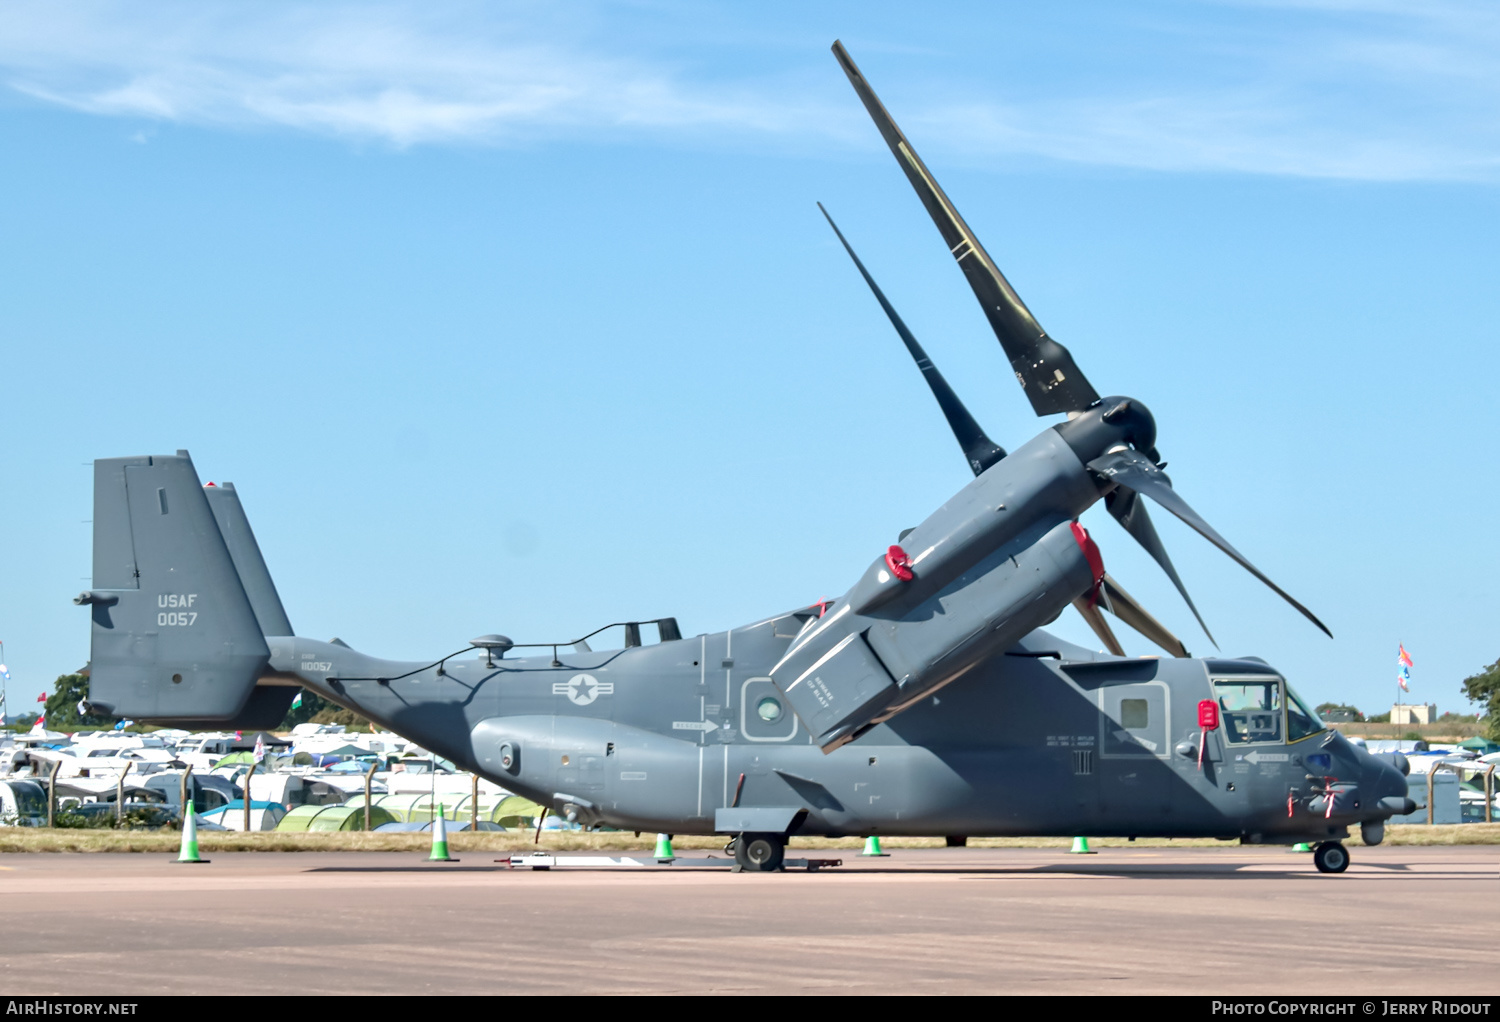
[770, 429, 1100, 752]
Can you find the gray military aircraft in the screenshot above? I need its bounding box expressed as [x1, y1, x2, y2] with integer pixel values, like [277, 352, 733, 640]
[74, 42, 1414, 874]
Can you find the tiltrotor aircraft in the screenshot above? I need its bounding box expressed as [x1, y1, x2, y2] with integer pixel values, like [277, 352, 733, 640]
[75, 42, 1414, 873]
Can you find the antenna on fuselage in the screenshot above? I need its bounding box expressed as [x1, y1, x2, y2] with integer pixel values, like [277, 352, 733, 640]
[469, 635, 513, 669]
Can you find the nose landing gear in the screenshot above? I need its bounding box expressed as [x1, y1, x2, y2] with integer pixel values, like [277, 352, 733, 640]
[1312, 840, 1349, 873]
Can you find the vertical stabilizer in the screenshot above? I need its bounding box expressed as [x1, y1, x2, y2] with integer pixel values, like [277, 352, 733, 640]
[79, 452, 270, 721]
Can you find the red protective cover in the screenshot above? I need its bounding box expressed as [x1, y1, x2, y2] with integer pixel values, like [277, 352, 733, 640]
[884, 545, 914, 582]
[1198, 699, 1219, 730]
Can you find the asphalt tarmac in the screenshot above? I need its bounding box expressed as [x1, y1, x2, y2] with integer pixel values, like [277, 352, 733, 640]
[0, 845, 1494, 995]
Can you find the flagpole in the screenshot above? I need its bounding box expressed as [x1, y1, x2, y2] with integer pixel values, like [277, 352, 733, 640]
[1397, 645, 1402, 731]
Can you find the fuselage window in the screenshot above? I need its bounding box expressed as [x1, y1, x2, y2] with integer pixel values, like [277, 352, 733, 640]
[1120, 698, 1149, 730]
[1214, 679, 1283, 744]
[757, 697, 784, 723]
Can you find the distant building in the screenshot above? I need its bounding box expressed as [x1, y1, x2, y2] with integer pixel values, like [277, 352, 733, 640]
[1391, 703, 1438, 725]
[1321, 709, 1357, 723]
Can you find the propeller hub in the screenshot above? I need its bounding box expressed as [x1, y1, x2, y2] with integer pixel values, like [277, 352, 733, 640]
[1055, 396, 1159, 467]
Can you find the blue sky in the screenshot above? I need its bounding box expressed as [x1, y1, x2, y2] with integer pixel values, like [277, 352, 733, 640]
[2, 0, 1497, 718]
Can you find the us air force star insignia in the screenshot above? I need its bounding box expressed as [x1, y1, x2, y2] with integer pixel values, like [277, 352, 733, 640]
[552, 673, 614, 706]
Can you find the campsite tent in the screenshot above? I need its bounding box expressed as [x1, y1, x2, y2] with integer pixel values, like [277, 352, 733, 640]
[305, 805, 396, 831]
[445, 794, 544, 828]
[374, 820, 502, 832]
[274, 803, 395, 831]
[200, 800, 289, 831]
[347, 793, 444, 822]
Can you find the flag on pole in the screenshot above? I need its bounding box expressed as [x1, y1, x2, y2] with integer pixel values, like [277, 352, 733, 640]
[291, 691, 303, 710]
[1398, 644, 1413, 669]
[0, 663, 9, 680]
[1398, 665, 1410, 692]
[35, 692, 47, 703]
[29, 714, 44, 735]
[253, 733, 266, 763]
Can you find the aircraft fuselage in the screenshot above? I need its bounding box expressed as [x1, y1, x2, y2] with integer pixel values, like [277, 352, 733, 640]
[268, 616, 1406, 844]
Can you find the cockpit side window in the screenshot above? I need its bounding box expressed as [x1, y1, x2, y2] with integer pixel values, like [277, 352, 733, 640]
[1213, 678, 1282, 744]
[1285, 686, 1326, 743]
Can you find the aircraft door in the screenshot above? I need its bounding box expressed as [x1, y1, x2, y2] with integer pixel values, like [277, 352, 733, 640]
[1212, 676, 1293, 821]
[1096, 681, 1173, 821]
[1168, 682, 1240, 826]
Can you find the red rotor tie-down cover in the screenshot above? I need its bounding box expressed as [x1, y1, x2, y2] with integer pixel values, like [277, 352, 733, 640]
[1068, 522, 1106, 605]
[884, 545, 914, 582]
[1196, 700, 1219, 773]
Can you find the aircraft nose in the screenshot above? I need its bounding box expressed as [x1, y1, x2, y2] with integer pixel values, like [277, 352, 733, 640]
[1368, 755, 1416, 817]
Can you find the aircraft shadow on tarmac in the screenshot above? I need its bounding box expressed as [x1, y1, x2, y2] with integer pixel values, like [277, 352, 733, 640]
[309, 865, 513, 873]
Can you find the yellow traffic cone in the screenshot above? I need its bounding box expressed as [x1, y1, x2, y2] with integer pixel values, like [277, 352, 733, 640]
[1069, 836, 1095, 854]
[653, 833, 674, 860]
[173, 799, 210, 864]
[427, 802, 457, 862]
[860, 835, 888, 857]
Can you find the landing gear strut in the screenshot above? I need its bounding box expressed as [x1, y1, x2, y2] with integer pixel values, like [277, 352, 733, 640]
[1313, 841, 1349, 874]
[733, 832, 786, 872]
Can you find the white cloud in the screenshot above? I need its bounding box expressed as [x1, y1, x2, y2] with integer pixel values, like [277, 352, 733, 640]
[2, 0, 1499, 181]
[0, 2, 842, 146]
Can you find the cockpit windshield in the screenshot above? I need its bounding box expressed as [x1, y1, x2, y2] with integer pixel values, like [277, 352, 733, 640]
[1213, 677, 1327, 745]
[1214, 678, 1282, 744]
[1285, 685, 1326, 742]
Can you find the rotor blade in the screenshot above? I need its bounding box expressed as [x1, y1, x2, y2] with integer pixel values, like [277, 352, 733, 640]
[1088, 449, 1332, 638]
[831, 41, 1100, 417]
[1072, 596, 1126, 657]
[1097, 573, 1190, 659]
[1105, 485, 1217, 649]
[818, 202, 1006, 476]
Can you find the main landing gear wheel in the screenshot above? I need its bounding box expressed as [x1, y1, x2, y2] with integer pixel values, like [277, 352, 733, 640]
[1313, 841, 1349, 874]
[733, 832, 786, 873]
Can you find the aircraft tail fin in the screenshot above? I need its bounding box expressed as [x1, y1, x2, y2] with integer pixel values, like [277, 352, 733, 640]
[79, 451, 271, 722]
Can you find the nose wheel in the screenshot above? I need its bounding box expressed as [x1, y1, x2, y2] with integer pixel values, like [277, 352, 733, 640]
[1312, 841, 1349, 874]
